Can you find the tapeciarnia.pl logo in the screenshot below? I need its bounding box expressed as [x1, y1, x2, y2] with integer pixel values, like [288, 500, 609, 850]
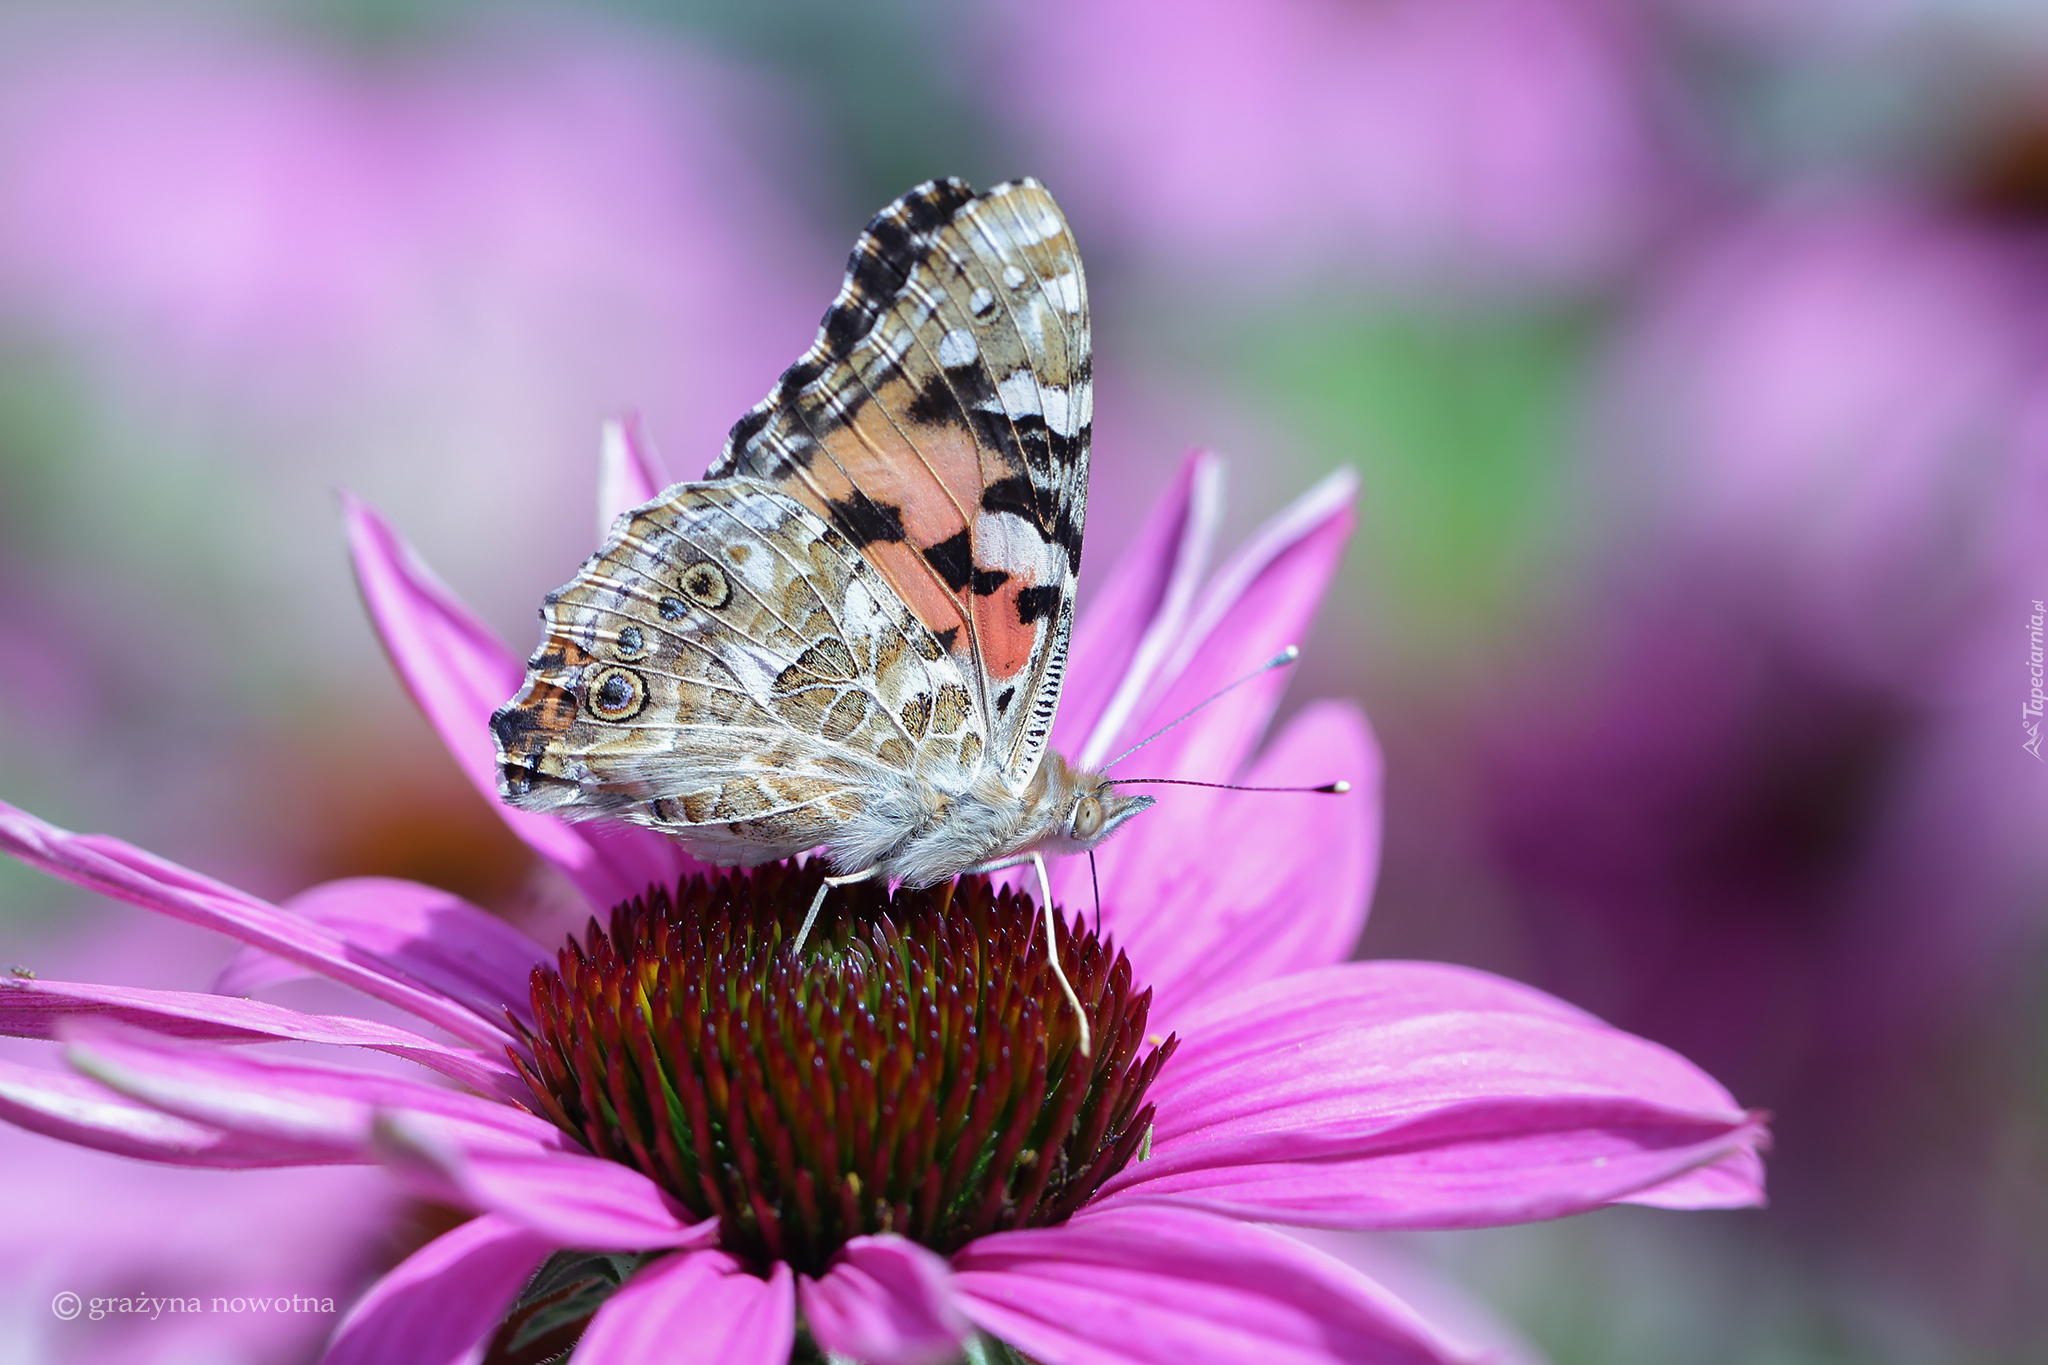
[2026, 599, 2044, 760]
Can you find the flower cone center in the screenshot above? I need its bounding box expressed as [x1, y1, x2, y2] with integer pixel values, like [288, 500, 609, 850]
[514, 860, 1175, 1275]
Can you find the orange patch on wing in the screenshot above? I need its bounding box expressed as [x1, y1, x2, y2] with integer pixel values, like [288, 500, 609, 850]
[502, 679, 581, 766]
[793, 398, 1028, 667]
[865, 539, 972, 640]
[813, 402, 984, 543]
[890, 423, 989, 544]
[970, 576, 1039, 681]
[754, 359, 1053, 689]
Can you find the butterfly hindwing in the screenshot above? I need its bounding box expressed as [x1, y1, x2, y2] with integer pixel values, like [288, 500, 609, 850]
[708, 177, 1091, 793]
[493, 479, 990, 865]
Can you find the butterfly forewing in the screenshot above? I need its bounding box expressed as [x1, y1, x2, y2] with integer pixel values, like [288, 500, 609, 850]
[710, 177, 1091, 792]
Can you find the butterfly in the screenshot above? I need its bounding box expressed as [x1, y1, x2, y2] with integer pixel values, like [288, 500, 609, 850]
[490, 178, 1153, 1030]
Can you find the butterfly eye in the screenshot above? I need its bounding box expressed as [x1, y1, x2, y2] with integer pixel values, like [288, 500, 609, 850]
[680, 563, 732, 610]
[587, 667, 646, 722]
[1071, 794, 1104, 841]
[612, 624, 650, 661]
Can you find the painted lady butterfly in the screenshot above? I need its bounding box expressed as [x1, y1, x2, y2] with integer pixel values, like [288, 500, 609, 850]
[491, 178, 1151, 1027]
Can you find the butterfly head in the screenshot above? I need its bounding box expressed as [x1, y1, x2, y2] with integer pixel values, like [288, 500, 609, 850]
[1045, 772, 1154, 856]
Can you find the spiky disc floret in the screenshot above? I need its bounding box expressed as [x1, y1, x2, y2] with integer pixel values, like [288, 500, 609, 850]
[513, 860, 1176, 1274]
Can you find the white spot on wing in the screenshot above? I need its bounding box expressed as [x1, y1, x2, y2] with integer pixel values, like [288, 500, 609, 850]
[1015, 298, 1047, 350]
[996, 370, 1041, 417]
[978, 511, 1057, 576]
[1002, 265, 1027, 290]
[969, 286, 996, 317]
[1042, 385, 1079, 438]
[937, 328, 978, 368]
[1046, 270, 1082, 315]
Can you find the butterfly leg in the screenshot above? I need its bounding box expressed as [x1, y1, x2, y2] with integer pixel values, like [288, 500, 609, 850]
[1031, 852, 1092, 1059]
[954, 852, 1095, 1057]
[794, 866, 878, 954]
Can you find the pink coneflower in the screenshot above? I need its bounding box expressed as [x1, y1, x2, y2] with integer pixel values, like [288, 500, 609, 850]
[1598, 196, 2046, 698]
[0, 429, 1765, 1363]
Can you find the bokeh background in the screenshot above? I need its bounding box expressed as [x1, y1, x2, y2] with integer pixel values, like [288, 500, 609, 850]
[2, 1, 2046, 1361]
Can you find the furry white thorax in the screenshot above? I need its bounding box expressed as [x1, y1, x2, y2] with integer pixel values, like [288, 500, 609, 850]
[823, 750, 1152, 888]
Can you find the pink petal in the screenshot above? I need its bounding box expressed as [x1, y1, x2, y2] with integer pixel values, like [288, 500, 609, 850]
[1623, 1143, 1772, 1210]
[1082, 702, 1381, 1028]
[1161, 958, 1601, 1067]
[322, 1213, 555, 1365]
[952, 1201, 1461, 1365]
[1102, 961, 1767, 1227]
[798, 1235, 970, 1365]
[1108, 467, 1358, 785]
[371, 1116, 710, 1251]
[0, 799, 514, 1052]
[344, 494, 698, 910]
[595, 413, 674, 536]
[1060, 449, 1223, 771]
[1113, 1111, 1764, 1233]
[55, 1022, 703, 1245]
[0, 1056, 325, 1167]
[1283, 1228, 1550, 1365]
[1079, 472, 1359, 921]
[61, 1020, 568, 1160]
[213, 876, 546, 1031]
[2, 975, 523, 1102]
[573, 1251, 795, 1365]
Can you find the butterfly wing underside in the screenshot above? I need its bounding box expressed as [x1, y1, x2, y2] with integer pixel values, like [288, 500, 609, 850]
[494, 479, 990, 863]
[711, 177, 1091, 793]
[494, 178, 1091, 859]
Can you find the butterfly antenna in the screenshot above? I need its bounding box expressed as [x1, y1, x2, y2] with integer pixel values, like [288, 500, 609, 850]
[1108, 777, 1351, 794]
[1103, 646, 1300, 773]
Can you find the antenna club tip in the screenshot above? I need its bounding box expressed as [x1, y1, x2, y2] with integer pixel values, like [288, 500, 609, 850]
[1322, 781, 1351, 794]
[1277, 645, 1300, 664]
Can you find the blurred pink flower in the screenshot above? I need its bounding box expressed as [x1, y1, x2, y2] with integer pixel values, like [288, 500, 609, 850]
[1599, 196, 2048, 697]
[987, 0, 1668, 291]
[0, 20, 816, 424]
[0, 435, 1764, 1363]
[1571, 192, 2048, 1028]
